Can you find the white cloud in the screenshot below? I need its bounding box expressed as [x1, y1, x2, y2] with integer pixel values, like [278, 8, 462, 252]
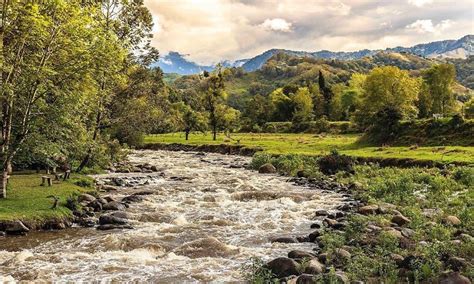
[406, 19, 453, 34]
[259, 18, 293, 32]
[144, 0, 473, 64]
[160, 58, 173, 65]
[408, 0, 434, 7]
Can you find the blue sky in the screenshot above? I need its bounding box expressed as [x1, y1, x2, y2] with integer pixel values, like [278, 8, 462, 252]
[145, 0, 473, 64]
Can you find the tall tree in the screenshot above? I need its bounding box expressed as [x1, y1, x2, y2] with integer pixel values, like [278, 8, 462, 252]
[423, 64, 457, 116]
[0, 1, 104, 197]
[77, 0, 158, 171]
[318, 70, 332, 117]
[360, 66, 420, 119]
[202, 67, 226, 141]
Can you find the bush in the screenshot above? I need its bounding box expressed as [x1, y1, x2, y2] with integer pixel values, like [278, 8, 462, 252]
[318, 150, 354, 175]
[66, 193, 80, 211]
[71, 177, 94, 188]
[250, 152, 274, 170]
[240, 257, 275, 283]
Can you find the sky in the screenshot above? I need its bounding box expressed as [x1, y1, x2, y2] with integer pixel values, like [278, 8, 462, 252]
[144, 0, 474, 64]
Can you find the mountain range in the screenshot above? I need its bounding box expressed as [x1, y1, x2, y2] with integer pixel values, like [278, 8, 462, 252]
[156, 35, 473, 75]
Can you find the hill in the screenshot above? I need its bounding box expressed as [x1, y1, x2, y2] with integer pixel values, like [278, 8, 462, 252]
[156, 35, 473, 74]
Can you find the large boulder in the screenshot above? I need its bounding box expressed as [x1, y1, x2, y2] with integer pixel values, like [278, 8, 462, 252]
[99, 214, 128, 225]
[304, 259, 324, 275]
[258, 163, 277, 174]
[358, 205, 379, 215]
[102, 201, 126, 211]
[271, 236, 298, 243]
[265, 257, 299, 278]
[122, 194, 144, 203]
[288, 250, 315, 260]
[444, 215, 461, 226]
[391, 214, 411, 226]
[78, 193, 96, 203]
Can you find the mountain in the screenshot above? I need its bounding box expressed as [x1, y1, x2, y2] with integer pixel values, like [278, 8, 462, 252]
[156, 35, 473, 74]
[154, 52, 214, 75]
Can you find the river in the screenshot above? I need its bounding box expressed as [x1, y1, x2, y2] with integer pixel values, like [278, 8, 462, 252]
[0, 150, 345, 282]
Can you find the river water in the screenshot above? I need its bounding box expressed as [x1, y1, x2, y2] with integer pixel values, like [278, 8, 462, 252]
[0, 150, 345, 283]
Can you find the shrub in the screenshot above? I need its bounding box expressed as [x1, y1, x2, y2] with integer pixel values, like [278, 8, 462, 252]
[71, 177, 94, 188]
[250, 152, 273, 170]
[240, 257, 275, 283]
[66, 193, 80, 211]
[318, 150, 354, 175]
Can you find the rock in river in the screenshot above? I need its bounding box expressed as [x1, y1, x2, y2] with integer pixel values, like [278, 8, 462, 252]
[102, 201, 126, 211]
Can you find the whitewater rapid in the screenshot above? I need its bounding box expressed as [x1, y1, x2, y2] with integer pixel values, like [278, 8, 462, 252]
[0, 150, 345, 282]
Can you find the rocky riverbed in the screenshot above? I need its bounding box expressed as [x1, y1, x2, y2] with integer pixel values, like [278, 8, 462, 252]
[0, 150, 357, 282]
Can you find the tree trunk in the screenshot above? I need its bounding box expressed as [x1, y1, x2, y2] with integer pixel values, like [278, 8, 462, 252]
[213, 124, 217, 141]
[0, 157, 11, 199]
[185, 130, 189, 141]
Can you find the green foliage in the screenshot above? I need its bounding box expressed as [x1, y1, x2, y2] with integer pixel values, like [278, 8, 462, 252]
[360, 66, 420, 120]
[240, 257, 276, 284]
[364, 107, 403, 144]
[423, 64, 457, 116]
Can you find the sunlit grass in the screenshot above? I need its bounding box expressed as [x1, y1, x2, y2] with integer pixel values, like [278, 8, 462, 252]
[145, 132, 474, 164]
[0, 173, 92, 221]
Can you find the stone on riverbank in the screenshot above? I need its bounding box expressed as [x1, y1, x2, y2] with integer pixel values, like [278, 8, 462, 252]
[266, 257, 299, 278]
[258, 163, 276, 174]
[102, 201, 126, 211]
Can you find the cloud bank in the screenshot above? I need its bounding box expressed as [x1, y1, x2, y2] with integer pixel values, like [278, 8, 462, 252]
[144, 0, 473, 64]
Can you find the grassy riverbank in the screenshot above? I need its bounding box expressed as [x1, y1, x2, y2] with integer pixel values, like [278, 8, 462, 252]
[248, 153, 474, 282]
[0, 173, 94, 222]
[144, 133, 474, 164]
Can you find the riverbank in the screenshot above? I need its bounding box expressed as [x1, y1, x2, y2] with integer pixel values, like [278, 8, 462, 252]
[245, 152, 473, 283]
[144, 133, 474, 165]
[0, 173, 95, 234]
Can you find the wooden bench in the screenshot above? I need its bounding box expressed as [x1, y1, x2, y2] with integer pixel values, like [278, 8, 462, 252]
[41, 176, 52, 187]
[54, 173, 64, 181]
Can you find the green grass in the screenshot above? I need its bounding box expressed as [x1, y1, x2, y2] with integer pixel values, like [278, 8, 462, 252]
[145, 133, 474, 164]
[0, 172, 93, 222]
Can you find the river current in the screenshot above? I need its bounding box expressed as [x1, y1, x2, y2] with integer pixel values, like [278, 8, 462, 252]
[0, 150, 345, 283]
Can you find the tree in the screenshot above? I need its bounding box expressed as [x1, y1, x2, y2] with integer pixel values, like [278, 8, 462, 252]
[329, 83, 346, 121]
[215, 104, 241, 134]
[309, 83, 325, 119]
[423, 64, 457, 116]
[318, 70, 332, 117]
[464, 98, 474, 119]
[77, 0, 158, 172]
[202, 67, 226, 141]
[269, 88, 293, 121]
[292, 87, 314, 125]
[174, 102, 208, 140]
[360, 66, 420, 120]
[0, 1, 106, 198]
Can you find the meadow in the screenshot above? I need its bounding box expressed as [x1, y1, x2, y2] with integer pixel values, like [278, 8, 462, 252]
[144, 133, 474, 164]
[0, 173, 92, 222]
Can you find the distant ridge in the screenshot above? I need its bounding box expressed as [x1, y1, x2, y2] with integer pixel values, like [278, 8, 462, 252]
[155, 35, 473, 74]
